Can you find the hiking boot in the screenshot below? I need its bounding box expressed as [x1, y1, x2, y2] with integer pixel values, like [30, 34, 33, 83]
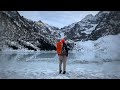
[63, 71, 66, 74]
[59, 70, 62, 74]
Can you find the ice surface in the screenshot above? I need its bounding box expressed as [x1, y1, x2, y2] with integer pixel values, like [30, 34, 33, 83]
[0, 34, 120, 79]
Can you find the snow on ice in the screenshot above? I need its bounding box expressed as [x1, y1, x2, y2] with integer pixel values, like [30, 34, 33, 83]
[0, 34, 120, 79]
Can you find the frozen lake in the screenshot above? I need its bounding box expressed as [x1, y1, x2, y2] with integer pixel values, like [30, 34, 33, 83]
[0, 50, 120, 79]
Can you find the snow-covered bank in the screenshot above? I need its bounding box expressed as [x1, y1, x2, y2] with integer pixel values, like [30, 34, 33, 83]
[94, 34, 120, 61]
[74, 34, 120, 61]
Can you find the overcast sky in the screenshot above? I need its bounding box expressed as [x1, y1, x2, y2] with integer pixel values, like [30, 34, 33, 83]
[18, 11, 99, 28]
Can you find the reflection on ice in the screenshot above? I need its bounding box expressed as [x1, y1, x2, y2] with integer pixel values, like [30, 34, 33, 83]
[0, 49, 120, 79]
[0, 50, 120, 63]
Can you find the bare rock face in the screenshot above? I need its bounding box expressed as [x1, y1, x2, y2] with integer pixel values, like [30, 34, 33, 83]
[0, 11, 59, 51]
[61, 11, 120, 41]
[90, 11, 120, 40]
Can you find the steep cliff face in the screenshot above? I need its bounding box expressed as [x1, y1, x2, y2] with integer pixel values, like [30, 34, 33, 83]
[61, 14, 98, 41]
[90, 11, 120, 40]
[0, 11, 58, 51]
[62, 11, 112, 41]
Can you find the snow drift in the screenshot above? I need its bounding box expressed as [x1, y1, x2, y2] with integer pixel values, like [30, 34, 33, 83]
[74, 34, 120, 61]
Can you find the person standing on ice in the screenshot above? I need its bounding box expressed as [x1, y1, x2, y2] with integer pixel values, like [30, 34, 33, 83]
[56, 37, 68, 74]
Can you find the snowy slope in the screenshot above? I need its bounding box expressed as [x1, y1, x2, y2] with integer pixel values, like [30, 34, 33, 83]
[74, 34, 120, 53]
[94, 34, 120, 60]
[62, 11, 116, 41]
[62, 14, 98, 40]
[81, 14, 95, 23]
[74, 34, 120, 61]
[44, 23, 60, 38]
[82, 24, 98, 34]
[90, 11, 120, 40]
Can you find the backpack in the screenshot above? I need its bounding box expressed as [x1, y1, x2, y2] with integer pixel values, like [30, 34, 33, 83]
[56, 41, 63, 55]
[62, 44, 67, 56]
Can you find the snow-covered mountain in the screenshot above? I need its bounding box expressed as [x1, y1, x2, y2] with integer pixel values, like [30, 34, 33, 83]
[81, 14, 95, 23]
[43, 23, 61, 38]
[90, 11, 120, 40]
[1, 11, 120, 51]
[45, 23, 59, 30]
[0, 11, 60, 51]
[62, 11, 111, 41]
